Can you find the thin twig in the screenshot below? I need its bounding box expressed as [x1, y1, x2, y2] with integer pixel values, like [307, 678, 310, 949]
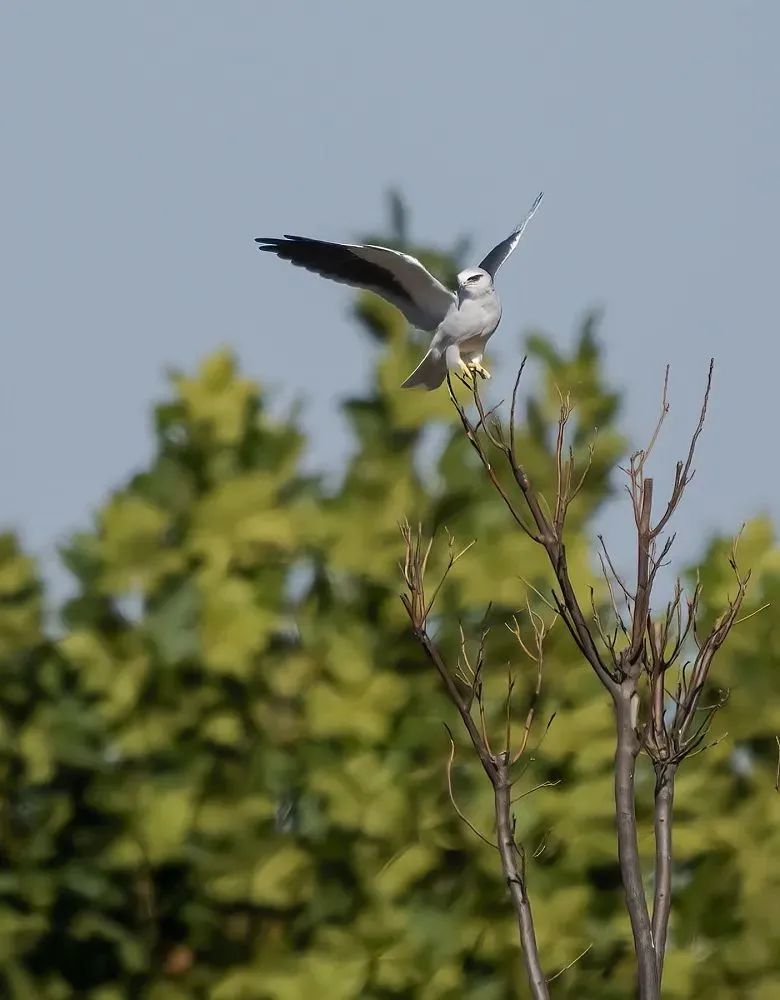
[511, 779, 561, 804]
[446, 375, 540, 542]
[733, 602, 770, 626]
[546, 943, 594, 984]
[444, 728, 496, 849]
[636, 365, 670, 476]
[651, 359, 714, 540]
[775, 737, 780, 793]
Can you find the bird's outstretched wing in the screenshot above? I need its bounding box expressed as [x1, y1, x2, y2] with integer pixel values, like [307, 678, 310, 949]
[255, 235, 455, 331]
[478, 192, 544, 279]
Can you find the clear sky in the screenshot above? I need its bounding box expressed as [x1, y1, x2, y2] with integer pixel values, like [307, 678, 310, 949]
[2, 2, 778, 596]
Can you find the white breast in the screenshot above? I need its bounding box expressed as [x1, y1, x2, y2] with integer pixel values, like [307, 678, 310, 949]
[432, 293, 501, 349]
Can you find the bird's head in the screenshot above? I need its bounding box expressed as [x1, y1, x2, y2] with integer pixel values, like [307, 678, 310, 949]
[456, 267, 492, 302]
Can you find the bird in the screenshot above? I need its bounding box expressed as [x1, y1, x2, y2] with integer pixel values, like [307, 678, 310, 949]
[255, 192, 543, 390]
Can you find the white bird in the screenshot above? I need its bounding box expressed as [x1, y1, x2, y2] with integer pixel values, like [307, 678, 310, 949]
[255, 192, 543, 390]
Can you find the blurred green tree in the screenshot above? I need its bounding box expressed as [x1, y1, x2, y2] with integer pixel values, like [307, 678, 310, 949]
[0, 199, 777, 999]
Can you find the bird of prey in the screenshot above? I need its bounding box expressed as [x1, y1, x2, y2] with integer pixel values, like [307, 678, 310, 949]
[255, 192, 543, 390]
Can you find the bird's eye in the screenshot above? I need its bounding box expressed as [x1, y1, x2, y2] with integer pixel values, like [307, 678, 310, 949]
[468, 274, 481, 283]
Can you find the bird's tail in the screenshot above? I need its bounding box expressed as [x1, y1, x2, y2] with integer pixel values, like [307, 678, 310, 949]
[401, 349, 447, 390]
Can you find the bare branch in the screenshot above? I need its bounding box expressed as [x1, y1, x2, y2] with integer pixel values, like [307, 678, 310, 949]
[597, 553, 630, 642]
[651, 768, 676, 980]
[626, 478, 654, 668]
[508, 358, 528, 463]
[447, 376, 540, 541]
[598, 535, 634, 602]
[505, 664, 515, 755]
[494, 756, 551, 1000]
[615, 693, 658, 998]
[546, 943, 594, 984]
[650, 359, 714, 540]
[511, 779, 561, 804]
[400, 526, 550, 996]
[424, 529, 476, 622]
[512, 712, 558, 787]
[553, 393, 574, 536]
[399, 524, 496, 778]
[449, 374, 618, 691]
[591, 585, 620, 668]
[674, 548, 749, 742]
[568, 434, 598, 504]
[733, 602, 770, 627]
[637, 365, 670, 477]
[684, 731, 729, 760]
[507, 605, 554, 763]
[473, 399, 505, 435]
[517, 574, 560, 614]
[444, 728, 496, 849]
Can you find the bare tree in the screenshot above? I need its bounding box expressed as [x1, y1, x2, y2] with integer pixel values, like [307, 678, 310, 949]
[401, 360, 750, 999]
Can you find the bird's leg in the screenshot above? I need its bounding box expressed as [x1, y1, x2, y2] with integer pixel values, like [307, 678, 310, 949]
[445, 345, 474, 386]
[454, 355, 474, 386]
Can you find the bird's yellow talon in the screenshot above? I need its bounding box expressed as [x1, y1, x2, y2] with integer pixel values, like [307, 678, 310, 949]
[467, 362, 491, 381]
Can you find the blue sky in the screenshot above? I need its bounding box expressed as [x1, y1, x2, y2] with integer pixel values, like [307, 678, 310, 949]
[2, 2, 778, 595]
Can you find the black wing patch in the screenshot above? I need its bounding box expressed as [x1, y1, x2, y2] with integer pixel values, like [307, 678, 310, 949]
[255, 236, 412, 303]
[478, 192, 544, 279]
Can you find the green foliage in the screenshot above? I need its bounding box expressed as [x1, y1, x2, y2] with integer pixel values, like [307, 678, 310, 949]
[0, 199, 778, 998]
